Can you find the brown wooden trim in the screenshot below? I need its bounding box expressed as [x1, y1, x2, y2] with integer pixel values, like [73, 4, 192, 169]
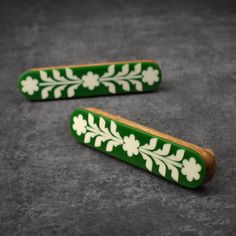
[30, 59, 158, 71]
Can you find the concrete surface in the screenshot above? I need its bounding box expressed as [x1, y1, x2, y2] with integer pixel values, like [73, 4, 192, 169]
[0, 0, 235, 235]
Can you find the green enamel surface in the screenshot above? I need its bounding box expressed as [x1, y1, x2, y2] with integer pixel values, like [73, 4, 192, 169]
[70, 109, 207, 188]
[19, 61, 162, 100]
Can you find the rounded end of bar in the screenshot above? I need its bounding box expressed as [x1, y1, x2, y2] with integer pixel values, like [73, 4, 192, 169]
[18, 70, 37, 101]
[18, 71, 28, 99]
[203, 148, 216, 184]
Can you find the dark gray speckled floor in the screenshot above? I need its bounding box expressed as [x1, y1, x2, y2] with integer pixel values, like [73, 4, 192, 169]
[0, 0, 236, 235]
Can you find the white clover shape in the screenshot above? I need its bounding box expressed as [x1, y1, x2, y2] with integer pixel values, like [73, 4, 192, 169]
[72, 115, 87, 136]
[181, 157, 201, 182]
[82, 72, 99, 90]
[142, 67, 159, 85]
[21, 76, 39, 95]
[122, 134, 140, 157]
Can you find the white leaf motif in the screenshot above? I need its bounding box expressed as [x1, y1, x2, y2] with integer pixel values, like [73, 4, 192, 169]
[171, 168, 179, 181]
[65, 68, 79, 81]
[130, 80, 143, 91]
[102, 82, 116, 93]
[95, 136, 107, 147]
[142, 138, 158, 151]
[65, 68, 73, 78]
[52, 70, 60, 80]
[155, 144, 171, 156]
[148, 138, 158, 150]
[141, 153, 153, 171]
[40, 71, 53, 82]
[106, 141, 118, 152]
[67, 84, 80, 97]
[166, 163, 179, 181]
[99, 117, 106, 130]
[117, 80, 130, 91]
[130, 63, 141, 76]
[154, 158, 166, 177]
[175, 149, 185, 161]
[54, 85, 66, 98]
[167, 149, 185, 162]
[84, 132, 97, 143]
[88, 113, 94, 126]
[41, 86, 53, 99]
[116, 64, 129, 77]
[88, 113, 98, 129]
[102, 65, 115, 77]
[53, 70, 66, 82]
[99, 117, 110, 134]
[110, 121, 121, 139]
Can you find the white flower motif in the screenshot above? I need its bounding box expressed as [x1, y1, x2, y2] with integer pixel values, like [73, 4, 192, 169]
[72, 115, 87, 136]
[82, 72, 99, 90]
[21, 76, 39, 95]
[142, 67, 159, 85]
[181, 157, 201, 182]
[122, 134, 140, 157]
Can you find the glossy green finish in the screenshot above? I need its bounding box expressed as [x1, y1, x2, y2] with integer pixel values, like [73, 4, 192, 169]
[19, 61, 162, 100]
[70, 109, 207, 188]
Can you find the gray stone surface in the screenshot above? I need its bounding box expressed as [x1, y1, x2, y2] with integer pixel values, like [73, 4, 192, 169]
[0, 0, 235, 235]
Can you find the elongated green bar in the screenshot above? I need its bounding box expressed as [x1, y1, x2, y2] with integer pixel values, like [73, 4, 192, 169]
[18, 60, 162, 100]
[70, 108, 211, 188]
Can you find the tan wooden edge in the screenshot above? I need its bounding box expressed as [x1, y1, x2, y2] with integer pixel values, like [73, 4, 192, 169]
[85, 107, 216, 184]
[29, 59, 158, 71]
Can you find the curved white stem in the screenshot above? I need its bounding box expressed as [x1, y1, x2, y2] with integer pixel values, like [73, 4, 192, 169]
[39, 80, 82, 86]
[100, 75, 142, 82]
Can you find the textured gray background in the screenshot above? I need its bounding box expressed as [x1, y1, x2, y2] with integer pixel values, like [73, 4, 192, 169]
[0, 0, 235, 235]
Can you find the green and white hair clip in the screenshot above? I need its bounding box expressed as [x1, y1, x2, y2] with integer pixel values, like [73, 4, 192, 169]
[19, 60, 162, 100]
[70, 108, 216, 189]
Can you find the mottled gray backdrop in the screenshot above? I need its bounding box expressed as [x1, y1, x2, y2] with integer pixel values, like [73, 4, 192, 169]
[0, 0, 235, 235]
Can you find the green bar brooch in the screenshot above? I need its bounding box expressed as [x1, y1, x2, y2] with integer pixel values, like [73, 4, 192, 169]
[18, 60, 162, 100]
[70, 108, 216, 188]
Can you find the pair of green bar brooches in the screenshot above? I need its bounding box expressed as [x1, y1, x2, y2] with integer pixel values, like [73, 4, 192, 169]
[19, 60, 216, 188]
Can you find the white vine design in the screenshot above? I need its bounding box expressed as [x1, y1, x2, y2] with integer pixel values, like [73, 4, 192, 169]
[84, 113, 123, 151]
[139, 139, 184, 182]
[72, 113, 202, 183]
[99, 63, 144, 94]
[39, 69, 82, 99]
[20, 63, 160, 99]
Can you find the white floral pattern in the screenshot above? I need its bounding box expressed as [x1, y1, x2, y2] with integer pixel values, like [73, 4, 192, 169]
[82, 72, 99, 90]
[181, 157, 201, 182]
[20, 63, 161, 99]
[72, 115, 87, 136]
[122, 134, 140, 157]
[142, 67, 159, 85]
[72, 113, 203, 184]
[21, 76, 39, 95]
